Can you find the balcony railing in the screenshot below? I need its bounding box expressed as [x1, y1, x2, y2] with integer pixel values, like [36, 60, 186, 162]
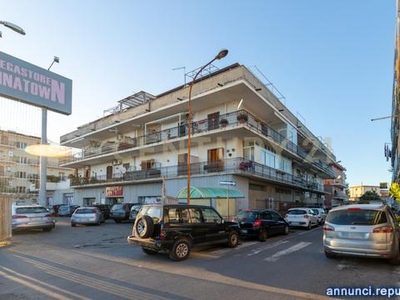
[70, 157, 325, 193]
[64, 110, 307, 161]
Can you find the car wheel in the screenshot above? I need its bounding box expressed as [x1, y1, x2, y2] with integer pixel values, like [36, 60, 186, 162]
[227, 231, 239, 247]
[169, 239, 191, 261]
[142, 248, 158, 255]
[135, 215, 154, 238]
[307, 222, 312, 230]
[71, 222, 76, 227]
[324, 250, 336, 259]
[258, 228, 268, 242]
[389, 243, 400, 265]
[114, 220, 121, 223]
[283, 225, 289, 235]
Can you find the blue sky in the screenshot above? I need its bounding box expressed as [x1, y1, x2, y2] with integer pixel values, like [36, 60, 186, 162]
[0, 0, 396, 187]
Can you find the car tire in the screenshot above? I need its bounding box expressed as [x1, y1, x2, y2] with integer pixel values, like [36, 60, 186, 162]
[283, 225, 289, 235]
[71, 222, 76, 227]
[258, 228, 268, 242]
[136, 215, 154, 238]
[142, 248, 158, 255]
[389, 243, 400, 265]
[324, 250, 336, 259]
[227, 231, 239, 247]
[169, 239, 191, 261]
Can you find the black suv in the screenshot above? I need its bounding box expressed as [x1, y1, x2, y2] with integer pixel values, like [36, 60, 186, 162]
[110, 203, 135, 223]
[236, 209, 289, 241]
[127, 204, 241, 261]
[89, 204, 111, 220]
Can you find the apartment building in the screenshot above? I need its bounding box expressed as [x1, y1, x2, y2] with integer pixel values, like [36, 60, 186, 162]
[60, 63, 343, 217]
[0, 129, 73, 204]
[323, 161, 348, 207]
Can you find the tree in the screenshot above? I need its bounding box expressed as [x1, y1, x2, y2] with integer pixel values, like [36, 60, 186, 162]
[359, 190, 381, 201]
[390, 182, 400, 204]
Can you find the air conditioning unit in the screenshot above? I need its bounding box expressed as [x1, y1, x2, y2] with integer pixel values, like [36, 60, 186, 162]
[112, 159, 122, 165]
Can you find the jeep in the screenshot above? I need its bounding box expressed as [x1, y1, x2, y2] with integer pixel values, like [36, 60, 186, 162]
[127, 204, 241, 261]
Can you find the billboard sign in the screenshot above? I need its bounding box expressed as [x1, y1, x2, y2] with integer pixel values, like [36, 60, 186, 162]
[0, 51, 72, 115]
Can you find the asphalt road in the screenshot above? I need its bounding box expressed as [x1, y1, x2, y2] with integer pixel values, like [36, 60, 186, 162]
[1, 218, 399, 300]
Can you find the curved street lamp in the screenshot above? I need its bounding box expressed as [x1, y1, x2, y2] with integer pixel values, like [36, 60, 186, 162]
[0, 21, 26, 36]
[187, 49, 229, 204]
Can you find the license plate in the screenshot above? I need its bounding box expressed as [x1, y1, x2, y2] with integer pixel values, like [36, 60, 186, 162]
[241, 229, 248, 234]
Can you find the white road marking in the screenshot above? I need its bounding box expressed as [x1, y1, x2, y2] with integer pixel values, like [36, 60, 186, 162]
[264, 242, 312, 262]
[247, 240, 289, 256]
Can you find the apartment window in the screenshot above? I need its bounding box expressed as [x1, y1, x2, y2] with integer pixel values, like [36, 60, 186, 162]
[15, 142, 27, 149]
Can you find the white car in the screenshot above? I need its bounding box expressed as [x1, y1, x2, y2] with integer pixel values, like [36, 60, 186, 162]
[12, 204, 56, 232]
[310, 208, 327, 225]
[285, 207, 318, 230]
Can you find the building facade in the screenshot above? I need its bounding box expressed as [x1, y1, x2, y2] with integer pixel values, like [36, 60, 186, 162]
[60, 63, 345, 217]
[0, 129, 73, 204]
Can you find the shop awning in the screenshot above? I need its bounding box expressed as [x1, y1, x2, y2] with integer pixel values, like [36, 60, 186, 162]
[177, 186, 244, 199]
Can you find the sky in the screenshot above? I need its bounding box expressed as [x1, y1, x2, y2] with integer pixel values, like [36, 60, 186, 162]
[0, 0, 396, 187]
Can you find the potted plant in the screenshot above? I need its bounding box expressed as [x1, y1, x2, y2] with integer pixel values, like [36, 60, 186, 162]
[237, 112, 248, 123]
[219, 118, 229, 127]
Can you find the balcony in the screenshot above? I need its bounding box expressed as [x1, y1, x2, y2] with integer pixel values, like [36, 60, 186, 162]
[70, 157, 325, 193]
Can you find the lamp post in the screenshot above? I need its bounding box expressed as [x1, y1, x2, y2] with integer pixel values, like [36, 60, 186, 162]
[187, 49, 228, 204]
[0, 20, 26, 36]
[39, 56, 59, 207]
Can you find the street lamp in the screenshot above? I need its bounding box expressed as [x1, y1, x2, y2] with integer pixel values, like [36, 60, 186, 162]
[38, 56, 60, 207]
[0, 21, 26, 36]
[187, 49, 228, 204]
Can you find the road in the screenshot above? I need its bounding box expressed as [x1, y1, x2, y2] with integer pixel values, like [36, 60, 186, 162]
[0, 218, 399, 300]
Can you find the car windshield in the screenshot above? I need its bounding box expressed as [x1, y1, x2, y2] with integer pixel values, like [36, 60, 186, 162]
[326, 209, 388, 225]
[15, 206, 48, 214]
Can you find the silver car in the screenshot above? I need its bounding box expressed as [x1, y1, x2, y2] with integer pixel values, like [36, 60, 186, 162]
[323, 203, 400, 264]
[12, 204, 56, 232]
[71, 207, 105, 227]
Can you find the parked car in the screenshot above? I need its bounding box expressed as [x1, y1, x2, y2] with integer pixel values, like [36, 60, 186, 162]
[49, 204, 65, 216]
[110, 203, 135, 223]
[71, 207, 105, 227]
[129, 203, 142, 222]
[323, 203, 400, 264]
[57, 205, 80, 217]
[310, 208, 327, 225]
[285, 207, 318, 229]
[236, 209, 289, 241]
[12, 204, 56, 232]
[127, 204, 241, 261]
[89, 204, 111, 220]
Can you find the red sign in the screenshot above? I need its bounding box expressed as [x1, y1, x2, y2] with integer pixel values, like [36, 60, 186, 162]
[106, 186, 123, 197]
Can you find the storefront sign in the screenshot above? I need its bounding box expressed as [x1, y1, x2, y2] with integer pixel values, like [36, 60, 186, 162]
[106, 186, 123, 197]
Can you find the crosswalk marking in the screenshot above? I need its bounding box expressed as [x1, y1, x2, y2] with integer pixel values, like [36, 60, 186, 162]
[247, 240, 289, 256]
[264, 242, 312, 262]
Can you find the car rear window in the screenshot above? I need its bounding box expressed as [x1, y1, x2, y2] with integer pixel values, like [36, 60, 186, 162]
[287, 209, 307, 215]
[76, 208, 97, 214]
[16, 206, 48, 214]
[111, 204, 123, 211]
[326, 209, 388, 225]
[237, 211, 257, 220]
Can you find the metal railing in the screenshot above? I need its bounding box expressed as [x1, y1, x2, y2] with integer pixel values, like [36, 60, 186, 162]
[70, 156, 325, 193]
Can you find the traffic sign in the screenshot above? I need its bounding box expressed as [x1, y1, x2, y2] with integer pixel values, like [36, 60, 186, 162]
[219, 181, 236, 186]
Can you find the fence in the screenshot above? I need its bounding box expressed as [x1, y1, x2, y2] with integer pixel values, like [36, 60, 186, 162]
[0, 194, 12, 245]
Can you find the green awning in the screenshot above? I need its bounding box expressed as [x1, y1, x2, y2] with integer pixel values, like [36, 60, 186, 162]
[177, 186, 244, 199]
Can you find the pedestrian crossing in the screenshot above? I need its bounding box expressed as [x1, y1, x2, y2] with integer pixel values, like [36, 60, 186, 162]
[191, 238, 314, 262]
